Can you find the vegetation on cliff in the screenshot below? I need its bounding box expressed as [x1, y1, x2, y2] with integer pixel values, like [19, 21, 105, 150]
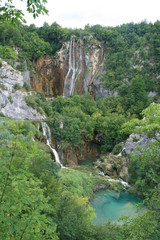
[0, 20, 160, 92]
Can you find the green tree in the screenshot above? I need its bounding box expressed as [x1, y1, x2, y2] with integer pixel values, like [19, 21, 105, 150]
[56, 191, 94, 240]
[129, 140, 160, 196]
[0, 119, 59, 239]
[119, 211, 160, 240]
[128, 75, 149, 116]
[0, 0, 48, 24]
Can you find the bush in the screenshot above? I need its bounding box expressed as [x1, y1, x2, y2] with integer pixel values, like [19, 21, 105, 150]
[112, 143, 123, 154]
[0, 46, 18, 60]
[13, 83, 21, 90]
[25, 96, 37, 109]
[23, 82, 31, 91]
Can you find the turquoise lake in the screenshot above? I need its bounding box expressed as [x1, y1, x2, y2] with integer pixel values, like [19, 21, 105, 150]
[91, 190, 146, 224]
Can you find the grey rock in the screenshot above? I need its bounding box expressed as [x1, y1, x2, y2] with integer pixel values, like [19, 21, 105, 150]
[0, 60, 44, 120]
[148, 91, 157, 98]
[23, 70, 30, 84]
[95, 183, 106, 191]
[124, 132, 160, 155]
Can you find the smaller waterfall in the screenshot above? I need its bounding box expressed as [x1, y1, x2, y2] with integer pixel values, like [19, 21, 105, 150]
[119, 178, 130, 188]
[98, 169, 130, 188]
[117, 146, 126, 157]
[42, 122, 64, 168]
[46, 81, 49, 96]
[63, 38, 73, 97]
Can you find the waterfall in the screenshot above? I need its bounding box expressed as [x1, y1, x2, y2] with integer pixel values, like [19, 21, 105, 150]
[46, 80, 49, 96]
[98, 169, 130, 188]
[42, 122, 64, 168]
[70, 38, 76, 95]
[70, 39, 82, 96]
[63, 37, 83, 97]
[117, 146, 126, 157]
[63, 37, 73, 97]
[119, 179, 130, 188]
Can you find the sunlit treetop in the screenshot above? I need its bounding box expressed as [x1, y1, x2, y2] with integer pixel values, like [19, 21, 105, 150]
[0, 0, 48, 24]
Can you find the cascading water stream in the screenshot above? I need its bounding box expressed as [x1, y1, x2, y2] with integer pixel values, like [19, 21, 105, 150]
[63, 38, 73, 97]
[63, 36, 83, 97]
[42, 122, 64, 168]
[46, 80, 49, 96]
[70, 40, 82, 95]
[70, 38, 76, 95]
[98, 169, 130, 188]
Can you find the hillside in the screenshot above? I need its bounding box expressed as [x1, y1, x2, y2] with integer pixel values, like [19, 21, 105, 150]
[0, 20, 160, 239]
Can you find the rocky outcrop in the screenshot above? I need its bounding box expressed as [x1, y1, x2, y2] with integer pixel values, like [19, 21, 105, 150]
[95, 155, 128, 180]
[0, 61, 43, 120]
[31, 36, 107, 98]
[124, 132, 160, 155]
[31, 56, 64, 96]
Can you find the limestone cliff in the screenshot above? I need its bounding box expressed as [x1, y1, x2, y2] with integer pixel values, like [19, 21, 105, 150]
[124, 132, 160, 155]
[31, 36, 107, 98]
[31, 56, 64, 97]
[0, 60, 43, 120]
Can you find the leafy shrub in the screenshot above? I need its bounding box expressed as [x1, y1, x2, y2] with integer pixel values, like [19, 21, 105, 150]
[25, 96, 37, 109]
[8, 95, 13, 103]
[23, 82, 31, 91]
[0, 45, 18, 60]
[112, 143, 123, 154]
[13, 83, 21, 90]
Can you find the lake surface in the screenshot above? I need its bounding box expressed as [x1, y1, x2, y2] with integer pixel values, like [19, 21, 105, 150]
[91, 190, 145, 224]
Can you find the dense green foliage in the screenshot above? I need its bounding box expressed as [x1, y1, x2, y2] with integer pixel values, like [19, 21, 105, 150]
[46, 94, 128, 153]
[1, 18, 160, 239]
[86, 21, 160, 94]
[121, 103, 160, 137]
[24, 89, 152, 154]
[0, 119, 58, 239]
[121, 104, 160, 204]
[0, 23, 52, 70]
[0, 119, 97, 239]
[1, 117, 160, 239]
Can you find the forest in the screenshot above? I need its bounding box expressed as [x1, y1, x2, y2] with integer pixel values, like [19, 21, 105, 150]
[0, 8, 160, 239]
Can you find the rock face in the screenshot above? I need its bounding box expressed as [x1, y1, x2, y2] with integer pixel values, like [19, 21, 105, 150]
[124, 132, 160, 155]
[31, 56, 64, 97]
[0, 61, 43, 120]
[31, 36, 107, 98]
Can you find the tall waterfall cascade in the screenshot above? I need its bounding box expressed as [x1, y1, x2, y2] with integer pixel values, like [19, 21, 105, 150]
[32, 35, 106, 98]
[63, 36, 83, 97]
[42, 122, 64, 168]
